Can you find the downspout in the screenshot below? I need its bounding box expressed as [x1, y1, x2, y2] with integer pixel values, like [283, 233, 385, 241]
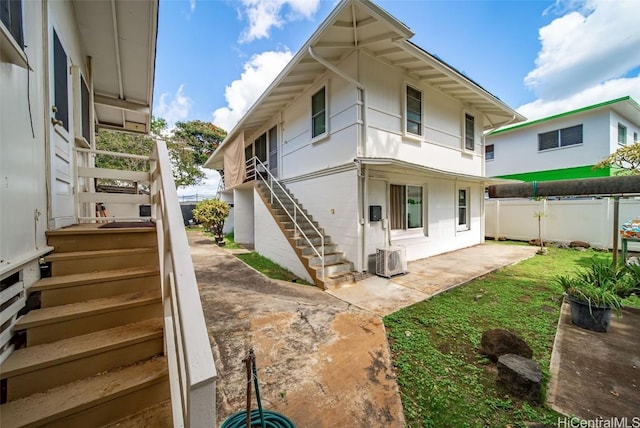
[481, 114, 517, 242]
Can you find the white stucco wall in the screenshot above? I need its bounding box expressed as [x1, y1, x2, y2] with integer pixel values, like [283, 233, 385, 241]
[364, 168, 484, 262]
[361, 53, 484, 177]
[285, 168, 361, 270]
[253, 190, 313, 283]
[486, 198, 640, 251]
[233, 187, 254, 244]
[486, 109, 621, 177]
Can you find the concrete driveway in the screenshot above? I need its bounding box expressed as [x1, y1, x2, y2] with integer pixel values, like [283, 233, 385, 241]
[328, 243, 538, 316]
[189, 231, 405, 427]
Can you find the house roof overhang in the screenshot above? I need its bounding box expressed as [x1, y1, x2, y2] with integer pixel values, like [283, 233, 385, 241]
[489, 96, 640, 136]
[73, 0, 158, 134]
[357, 157, 520, 185]
[204, 0, 524, 170]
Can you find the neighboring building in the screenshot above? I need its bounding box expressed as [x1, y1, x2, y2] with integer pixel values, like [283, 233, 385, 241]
[1, 0, 157, 257]
[204, 0, 525, 287]
[485, 96, 640, 181]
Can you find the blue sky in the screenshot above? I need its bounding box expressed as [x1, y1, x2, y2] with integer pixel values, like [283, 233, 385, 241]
[153, 0, 640, 195]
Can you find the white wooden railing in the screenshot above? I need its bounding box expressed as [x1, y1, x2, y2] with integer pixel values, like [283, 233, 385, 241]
[74, 141, 217, 427]
[246, 156, 325, 278]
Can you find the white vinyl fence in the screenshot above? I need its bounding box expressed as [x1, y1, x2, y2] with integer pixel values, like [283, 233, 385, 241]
[485, 198, 640, 252]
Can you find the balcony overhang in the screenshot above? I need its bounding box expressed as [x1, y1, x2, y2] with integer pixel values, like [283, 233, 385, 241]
[73, 0, 158, 134]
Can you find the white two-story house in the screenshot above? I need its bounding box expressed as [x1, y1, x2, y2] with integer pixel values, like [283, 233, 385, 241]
[205, 0, 525, 288]
[486, 96, 640, 181]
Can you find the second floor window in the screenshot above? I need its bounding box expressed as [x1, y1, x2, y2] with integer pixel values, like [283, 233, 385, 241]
[1, 0, 24, 49]
[465, 114, 475, 151]
[485, 144, 494, 160]
[618, 123, 627, 145]
[538, 124, 582, 151]
[311, 86, 326, 139]
[406, 85, 422, 136]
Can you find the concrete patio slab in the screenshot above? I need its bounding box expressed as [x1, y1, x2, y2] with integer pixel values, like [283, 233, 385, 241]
[548, 302, 640, 421]
[328, 243, 538, 316]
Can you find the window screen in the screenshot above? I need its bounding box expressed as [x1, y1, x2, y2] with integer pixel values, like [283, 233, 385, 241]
[53, 31, 69, 131]
[465, 114, 475, 150]
[485, 144, 494, 160]
[618, 124, 627, 145]
[560, 125, 582, 147]
[458, 189, 468, 227]
[406, 86, 422, 136]
[311, 87, 326, 138]
[0, 0, 24, 49]
[81, 76, 91, 142]
[538, 130, 558, 151]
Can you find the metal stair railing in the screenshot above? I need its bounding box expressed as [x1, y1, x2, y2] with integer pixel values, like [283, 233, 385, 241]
[246, 156, 324, 278]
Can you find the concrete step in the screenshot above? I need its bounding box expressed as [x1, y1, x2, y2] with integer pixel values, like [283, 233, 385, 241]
[16, 290, 162, 346]
[317, 271, 359, 290]
[45, 247, 158, 276]
[31, 266, 160, 307]
[294, 235, 330, 247]
[312, 260, 354, 278]
[284, 226, 324, 238]
[0, 356, 169, 428]
[298, 243, 338, 256]
[46, 225, 157, 253]
[0, 318, 163, 401]
[304, 252, 345, 267]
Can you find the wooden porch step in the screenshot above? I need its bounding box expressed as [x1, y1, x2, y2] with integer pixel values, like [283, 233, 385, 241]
[46, 226, 157, 253]
[103, 399, 173, 427]
[0, 318, 163, 400]
[16, 290, 162, 346]
[0, 356, 169, 428]
[45, 248, 158, 276]
[31, 266, 160, 307]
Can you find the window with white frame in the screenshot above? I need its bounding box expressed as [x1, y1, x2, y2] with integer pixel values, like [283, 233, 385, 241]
[464, 114, 475, 151]
[1, 0, 24, 49]
[390, 184, 423, 230]
[485, 144, 494, 160]
[405, 85, 422, 136]
[618, 123, 627, 145]
[538, 124, 582, 151]
[53, 30, 69, 132]
[311, 86, 327, 139]
[457, 188, 470, 230]
[634, 131, 638, 143]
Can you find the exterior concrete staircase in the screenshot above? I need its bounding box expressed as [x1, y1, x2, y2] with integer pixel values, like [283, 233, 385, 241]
[0, 224, 171, 427]
[256, 182, 363, 289]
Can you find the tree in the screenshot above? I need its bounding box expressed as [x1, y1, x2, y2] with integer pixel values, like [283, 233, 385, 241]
[95, 116, 206, 188]
[192, 199, 230, 242]
[173, 120, 227, 165]
[594, 144, 640, 175]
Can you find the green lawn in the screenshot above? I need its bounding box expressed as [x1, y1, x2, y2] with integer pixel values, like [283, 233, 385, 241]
[384, 247, 639, 428]
[236, 252, 312, 285]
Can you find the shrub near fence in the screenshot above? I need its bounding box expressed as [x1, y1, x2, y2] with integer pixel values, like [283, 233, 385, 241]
[485, 198, 640, 251]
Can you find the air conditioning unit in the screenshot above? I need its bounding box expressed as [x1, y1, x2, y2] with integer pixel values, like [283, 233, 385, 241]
[376, 246, 407, 278]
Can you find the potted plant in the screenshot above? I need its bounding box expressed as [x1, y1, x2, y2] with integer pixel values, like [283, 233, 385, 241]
[556, 260, 636, 332]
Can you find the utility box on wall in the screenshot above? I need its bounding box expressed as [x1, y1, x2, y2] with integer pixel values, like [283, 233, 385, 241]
[369, 205, 382, 222]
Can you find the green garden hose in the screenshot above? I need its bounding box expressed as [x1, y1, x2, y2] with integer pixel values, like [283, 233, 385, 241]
[221, 349, 296, 428]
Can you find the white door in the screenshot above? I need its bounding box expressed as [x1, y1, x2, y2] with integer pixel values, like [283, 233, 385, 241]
[48, 27, 74, 228]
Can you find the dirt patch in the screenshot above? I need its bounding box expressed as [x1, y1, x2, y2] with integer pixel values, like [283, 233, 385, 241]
[189, 232, 405, 427]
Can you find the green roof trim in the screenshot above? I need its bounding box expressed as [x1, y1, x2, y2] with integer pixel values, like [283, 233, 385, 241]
[494, 165, 614, 182]
[489, 96, 639, 136]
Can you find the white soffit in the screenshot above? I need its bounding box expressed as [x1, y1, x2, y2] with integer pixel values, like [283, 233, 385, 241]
[73, 0, 158, 134]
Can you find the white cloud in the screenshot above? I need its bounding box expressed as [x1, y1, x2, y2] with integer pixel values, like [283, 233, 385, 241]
[177, 169, 220, 199]
[238, 0, 320, 43]
[190, 0, 196, 13]
[212, 49, 293, 132]
[524, 0, 640, 100]
[518, 74, 640, 120]
[155, 84, 192, 130]
[518, 0, 640, 120]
